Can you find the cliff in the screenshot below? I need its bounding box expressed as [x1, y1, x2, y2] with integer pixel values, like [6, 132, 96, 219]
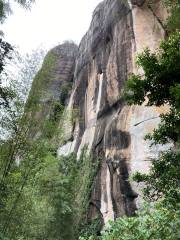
[28, 0, 168, 226]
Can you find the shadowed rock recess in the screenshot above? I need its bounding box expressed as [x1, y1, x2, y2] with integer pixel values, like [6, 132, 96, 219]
[29, 0, 169, 225]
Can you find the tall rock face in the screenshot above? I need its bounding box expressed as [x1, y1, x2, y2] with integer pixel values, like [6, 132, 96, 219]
[26, 42, 78, 138]
[28, 0, 168, 226]
[57, 0, 168, 225]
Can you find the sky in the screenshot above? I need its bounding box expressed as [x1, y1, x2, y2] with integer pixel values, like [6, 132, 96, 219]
[1, 0, 102, 53]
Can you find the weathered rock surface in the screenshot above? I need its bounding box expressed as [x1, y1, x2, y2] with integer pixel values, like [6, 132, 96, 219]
[57, 0, 168, 224]
[28, 0, 169, 226]
[26, 42, 78, 138]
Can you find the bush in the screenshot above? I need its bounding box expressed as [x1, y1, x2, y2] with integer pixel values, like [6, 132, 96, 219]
[81, 203, 180, 240]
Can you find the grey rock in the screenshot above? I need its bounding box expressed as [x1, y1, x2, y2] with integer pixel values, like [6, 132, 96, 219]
[29, 0, 168, 226]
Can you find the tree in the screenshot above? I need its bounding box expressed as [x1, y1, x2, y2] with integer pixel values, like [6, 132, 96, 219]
[124, 31, 180, 205]
[80, 205, 180, 240]
[0, 46, 97, 238]
[0, 0, 35, 23]
[0, 47, 46, 141]
[162, 0, 180, 32]
[0, 0, 36, 132]
[9, 47, 47, 102]
[0, 39, 14, 108]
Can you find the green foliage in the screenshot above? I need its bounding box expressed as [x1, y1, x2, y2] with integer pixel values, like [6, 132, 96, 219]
[124, 31, 180, 204]
[0, 107, 98, 240]
[39, 149, 99, 240]
[22, 51, 64, 141]
[12, 48, 47, 102]
[1, 2, 179, 239]
[162, 0, 180, 32]
[0, 137, 51, 239]
[0, 43, 94, 239]
[81, 204, 180, 240]
[60, 82, 72, 105]
[167, 5, 180, 32]
[0, 47, 46, 140]
[36, 153, 77, 240]
[133, 151, 180, 205]
[3, 148, 97, 239]
[124, 31, 180, 107]
[145, 109, 180, 145]
[0, 39, 14, 109]
[1, 2, 88, 239]
[125, 32, 180, 146]
[0, 0, 35, 22]
[79, 216, 102, 239]
[27, 51, 56, 106]
[76, 148, 100, 225]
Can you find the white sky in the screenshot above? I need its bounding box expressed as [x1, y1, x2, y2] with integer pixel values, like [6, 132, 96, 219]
[1, 0, 102, 53]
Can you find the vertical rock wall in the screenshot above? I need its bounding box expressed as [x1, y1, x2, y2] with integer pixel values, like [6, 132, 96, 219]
[57, 0, 168, 225]
[28, 0, 169, 226]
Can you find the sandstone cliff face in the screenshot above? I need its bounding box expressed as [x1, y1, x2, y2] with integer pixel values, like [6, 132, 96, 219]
[26, 42, 78, 138]
[29, 0, 168, 226]
[57, 0, 168, 224]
